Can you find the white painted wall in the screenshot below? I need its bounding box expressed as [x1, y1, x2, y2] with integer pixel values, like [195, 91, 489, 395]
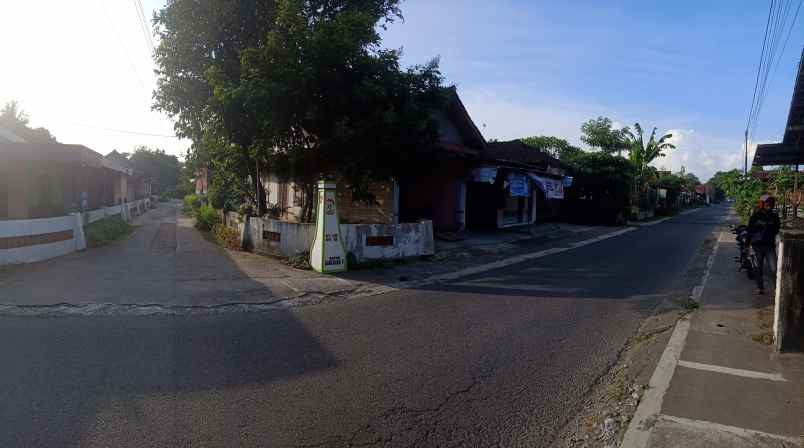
[229, 215, 435, 263]
[0, 198, 150, 266]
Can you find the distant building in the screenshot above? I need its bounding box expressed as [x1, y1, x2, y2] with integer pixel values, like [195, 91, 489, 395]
[263, 88, 570, 231]
[0, 142, 151, 220]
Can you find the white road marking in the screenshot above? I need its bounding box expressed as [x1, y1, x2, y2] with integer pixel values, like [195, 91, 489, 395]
[676, 360, 787, 382]
[620, 318, 691, 448]
[658, 414, 803, 445]
[395, 227, 637, 287]
[690, 233, 722, 303]
[630, 207, 704, 227]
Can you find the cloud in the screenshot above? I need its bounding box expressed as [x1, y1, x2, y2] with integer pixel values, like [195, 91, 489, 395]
[457, 91, 754, 183]
[651, 129, 757, 181]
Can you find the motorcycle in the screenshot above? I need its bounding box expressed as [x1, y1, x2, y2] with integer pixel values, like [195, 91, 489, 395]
[732, 225, 758, 279]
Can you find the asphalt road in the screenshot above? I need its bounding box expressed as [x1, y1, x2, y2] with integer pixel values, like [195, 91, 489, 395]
[0, 205, 728, 447]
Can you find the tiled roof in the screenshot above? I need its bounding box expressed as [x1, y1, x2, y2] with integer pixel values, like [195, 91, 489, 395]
[483, 140, 566, 170]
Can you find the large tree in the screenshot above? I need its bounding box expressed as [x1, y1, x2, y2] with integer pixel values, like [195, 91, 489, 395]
[153, 0, 444, 218]
[0, 101, 58, 143]
[519, 135, 580, 160]
[128, 146, 182, 196]
[580, 116, 631, 155]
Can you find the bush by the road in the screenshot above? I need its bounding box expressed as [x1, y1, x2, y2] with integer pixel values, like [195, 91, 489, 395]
[195, 205, 220, 231]
[213, 223, 240, 250]
[183, 194, 203, 215]
[85, 216, 134, 248]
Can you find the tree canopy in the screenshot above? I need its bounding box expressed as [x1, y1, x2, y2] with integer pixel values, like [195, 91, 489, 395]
[0, 101, 58, 143]
[153, 0, 444, 215]
[580, 117, 631, 154]
[519, 135, 580, 160]
[128, 146, 182, 196]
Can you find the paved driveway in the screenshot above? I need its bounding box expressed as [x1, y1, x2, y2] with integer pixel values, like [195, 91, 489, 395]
[0, 203, 351, 306]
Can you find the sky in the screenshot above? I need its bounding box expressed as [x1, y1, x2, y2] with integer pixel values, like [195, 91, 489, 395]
[1, 1, 802, 182]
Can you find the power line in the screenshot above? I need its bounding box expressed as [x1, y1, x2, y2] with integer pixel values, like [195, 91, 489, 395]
[100, 0, 146, 91]
[750, 0, 792, 135]
[132, 0, 155, 53]
[746, 0, 775, 134]
[67, 122, 180, 138]
[746, 0, 801, 138]
[761, 0, 803, 122]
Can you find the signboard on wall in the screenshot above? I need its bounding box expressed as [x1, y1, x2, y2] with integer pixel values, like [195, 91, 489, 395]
[309, 181, 347, 273]
[529, 175, 565, 199]
[508, 173, 529, 197]
[471, 167, 498, 184]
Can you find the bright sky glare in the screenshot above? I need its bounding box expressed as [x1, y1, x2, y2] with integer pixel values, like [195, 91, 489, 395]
[1, 1, 802, 181]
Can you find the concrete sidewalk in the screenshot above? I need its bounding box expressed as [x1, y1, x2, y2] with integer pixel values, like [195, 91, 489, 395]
[622, 230, 804, 447]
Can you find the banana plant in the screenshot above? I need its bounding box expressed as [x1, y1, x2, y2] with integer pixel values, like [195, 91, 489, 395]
[625, 123, 676, 186]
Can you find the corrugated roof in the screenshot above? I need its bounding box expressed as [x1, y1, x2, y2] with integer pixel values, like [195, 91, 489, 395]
[0, 142, 105, 167]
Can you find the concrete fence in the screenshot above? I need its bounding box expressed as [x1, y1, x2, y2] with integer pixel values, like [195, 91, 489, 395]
[0, 198, 151, 266]
[773, 229, 803, 352]
[225, 213, 435, 263]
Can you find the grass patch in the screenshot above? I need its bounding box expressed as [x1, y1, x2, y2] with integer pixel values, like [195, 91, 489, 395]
[85, 216, 134, 248]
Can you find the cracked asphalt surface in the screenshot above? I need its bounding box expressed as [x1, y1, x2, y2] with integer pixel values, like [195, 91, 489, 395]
[0, 205, 728, 447]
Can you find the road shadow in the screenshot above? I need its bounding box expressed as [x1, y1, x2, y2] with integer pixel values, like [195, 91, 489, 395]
[0, 312, 338, 447]
[0, 207, 338, 446]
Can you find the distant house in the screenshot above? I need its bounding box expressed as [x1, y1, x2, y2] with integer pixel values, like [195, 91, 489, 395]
[262, 88, 571, 231]
[472, 140, 568, 228]
[194, 166, 211, 196]
[0, 141, 150, 220]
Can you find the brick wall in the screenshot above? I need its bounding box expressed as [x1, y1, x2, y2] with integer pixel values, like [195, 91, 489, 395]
[338, 181, 395, 224]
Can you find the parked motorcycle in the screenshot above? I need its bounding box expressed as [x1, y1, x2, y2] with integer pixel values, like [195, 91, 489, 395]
[732, 225, 758, 279]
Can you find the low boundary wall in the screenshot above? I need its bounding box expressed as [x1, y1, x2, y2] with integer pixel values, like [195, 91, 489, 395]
[225, 213, 434, 263]
[0, 198, 150, 266]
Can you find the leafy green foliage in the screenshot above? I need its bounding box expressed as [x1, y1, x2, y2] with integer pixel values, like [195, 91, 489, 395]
[194, 205, 221, 231]
[580, 117, 631, 154]
[128, 146, 181, 196]
[625, 123, 676, 185]
[213, 223, 241, 250]
[708, 169, 742, 199]
[0, 101, 58, 143]
[183, 194, 203, 215]
[519, 135, 581, 160]
[734, 177, 765, 223]
[84, 216, 134, 248]
[153, 0, 442, 211]
[563, 152, 635, 224]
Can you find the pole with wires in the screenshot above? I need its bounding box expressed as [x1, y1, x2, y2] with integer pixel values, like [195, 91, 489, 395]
[745, 129, 749, 175]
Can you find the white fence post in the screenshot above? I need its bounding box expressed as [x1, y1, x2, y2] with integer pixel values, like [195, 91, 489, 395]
[71, 212, 87, 251]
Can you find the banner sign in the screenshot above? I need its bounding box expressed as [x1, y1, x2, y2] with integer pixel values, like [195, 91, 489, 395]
[471, 166, 498, 184]
[508, 173, 529, 197]
[529, 174, 565, 199]
[310, 181, 347, 273]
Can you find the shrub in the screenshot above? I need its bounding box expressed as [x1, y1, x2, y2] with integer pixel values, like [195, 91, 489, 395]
[85, 216, 134, 248]
[282, 251, 312, 270]
[213, 223, 241, 250]
[183, 194, 203, 215]
[195, 205, 221, 231]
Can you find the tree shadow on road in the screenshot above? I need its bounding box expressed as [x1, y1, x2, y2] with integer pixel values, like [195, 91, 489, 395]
[0, 297, 337, 446]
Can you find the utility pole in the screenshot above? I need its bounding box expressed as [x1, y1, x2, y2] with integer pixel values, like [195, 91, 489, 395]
[744, 129, 749, 175]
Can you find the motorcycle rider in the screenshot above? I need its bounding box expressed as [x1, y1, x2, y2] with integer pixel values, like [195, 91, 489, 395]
[747, 194, 780, 295]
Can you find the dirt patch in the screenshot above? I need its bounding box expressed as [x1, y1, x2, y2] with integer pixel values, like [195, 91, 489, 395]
[554, 231, 719, 447]
[556, 308, 687, 447]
